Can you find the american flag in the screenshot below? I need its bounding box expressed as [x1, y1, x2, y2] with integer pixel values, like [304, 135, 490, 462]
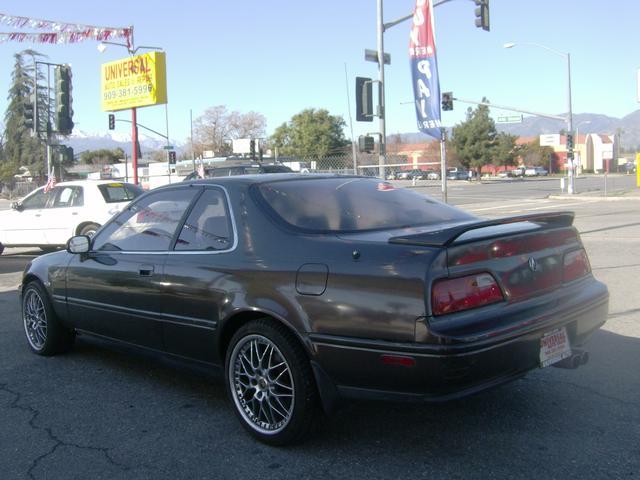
[197, 162, 205, 179]
[43, 168, 56, 193]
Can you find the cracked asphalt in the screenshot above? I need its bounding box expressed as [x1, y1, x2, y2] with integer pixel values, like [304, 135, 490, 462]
[0, 191, 639, 479]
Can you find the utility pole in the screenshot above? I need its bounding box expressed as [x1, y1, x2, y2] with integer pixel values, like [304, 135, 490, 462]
[376, 0, 386, 178]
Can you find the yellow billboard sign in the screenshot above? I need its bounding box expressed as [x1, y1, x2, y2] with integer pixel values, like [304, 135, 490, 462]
[101, 52, 167, 111]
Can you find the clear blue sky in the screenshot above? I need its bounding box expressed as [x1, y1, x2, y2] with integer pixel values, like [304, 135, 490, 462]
[1, 0, 638, 145]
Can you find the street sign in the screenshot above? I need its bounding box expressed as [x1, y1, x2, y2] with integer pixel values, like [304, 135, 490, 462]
[163, 145, 175, 150]
[365, 49, 390, 65]
[540, 134, 561, 147]
[496, 115, 523, 124]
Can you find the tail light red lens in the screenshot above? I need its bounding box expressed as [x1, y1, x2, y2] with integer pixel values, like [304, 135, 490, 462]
[431, 273, 504, 316]
[563, 249, 591, 282]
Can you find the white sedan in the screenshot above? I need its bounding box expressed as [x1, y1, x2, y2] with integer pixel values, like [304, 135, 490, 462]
[0, 180, 143, 254]
[524, 167, 549, 177]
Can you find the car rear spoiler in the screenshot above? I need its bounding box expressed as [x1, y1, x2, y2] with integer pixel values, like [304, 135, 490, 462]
[388, 211, 575, 248]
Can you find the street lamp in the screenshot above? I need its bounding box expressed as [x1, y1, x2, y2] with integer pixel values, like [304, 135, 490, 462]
[504, 41, 575, 193]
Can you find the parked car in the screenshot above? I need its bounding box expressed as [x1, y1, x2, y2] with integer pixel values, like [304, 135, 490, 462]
[396, 169, 427, 180]
[183, 163, 293, 181]
[511, 167, 526, 177]
[0, 180, 143, 255]
[21, 174, 608, 445]
[622, 162, 636, 173]
[426, 170, 440, 180]
[525, 167, 549, 177]
[447, 170, 469, 180]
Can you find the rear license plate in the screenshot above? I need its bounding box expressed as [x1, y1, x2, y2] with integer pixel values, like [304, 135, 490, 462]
[539, 327, 571, 368]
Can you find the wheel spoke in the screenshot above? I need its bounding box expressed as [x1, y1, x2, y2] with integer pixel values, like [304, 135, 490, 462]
[268, 395, 289, 420]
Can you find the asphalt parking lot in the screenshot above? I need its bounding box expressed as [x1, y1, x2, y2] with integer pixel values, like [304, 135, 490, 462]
[0, 183, 639, 479]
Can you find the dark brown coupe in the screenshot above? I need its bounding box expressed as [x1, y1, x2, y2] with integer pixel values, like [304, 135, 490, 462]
[21, 174, 608, 444]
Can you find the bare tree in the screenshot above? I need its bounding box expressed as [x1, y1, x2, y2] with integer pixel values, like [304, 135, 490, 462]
[193, 106, 266, 157]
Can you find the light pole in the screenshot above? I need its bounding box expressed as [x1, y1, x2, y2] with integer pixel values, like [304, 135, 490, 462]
[504, 42, 574, 193]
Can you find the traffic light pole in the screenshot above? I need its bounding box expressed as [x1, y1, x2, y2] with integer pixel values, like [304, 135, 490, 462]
[566, 52, 574, 194]
[375, 0, 480, 180]
[376, 0, 386, 178]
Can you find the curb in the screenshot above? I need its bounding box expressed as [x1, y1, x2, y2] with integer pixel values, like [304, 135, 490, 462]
[548, 193, 640, 201]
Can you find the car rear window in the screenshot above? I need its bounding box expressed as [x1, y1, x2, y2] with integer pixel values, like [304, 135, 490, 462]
[97, 183, 144, 203]
[260, 165, 292, 173]
[255, 177, 473, 232]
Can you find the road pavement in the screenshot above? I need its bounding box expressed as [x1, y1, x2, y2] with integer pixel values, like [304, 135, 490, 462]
[0, 180, 638, 479]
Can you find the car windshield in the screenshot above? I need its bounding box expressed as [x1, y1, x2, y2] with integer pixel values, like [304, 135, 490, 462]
[97, 183, 144, 203]
[256, 177, 473, 232]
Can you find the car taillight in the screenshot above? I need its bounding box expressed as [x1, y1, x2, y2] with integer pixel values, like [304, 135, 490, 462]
[563, 249, 591, 282]
[431, 273, 504, 316]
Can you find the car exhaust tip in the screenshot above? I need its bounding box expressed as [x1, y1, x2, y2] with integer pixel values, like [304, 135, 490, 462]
[553, 349, 588, 369]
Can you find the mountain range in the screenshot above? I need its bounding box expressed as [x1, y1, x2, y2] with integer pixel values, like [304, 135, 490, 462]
[395, 110, 640, 149]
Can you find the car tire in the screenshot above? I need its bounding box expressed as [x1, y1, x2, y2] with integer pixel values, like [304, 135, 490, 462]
[22, 281, 75, 356]
[0, 242, 4, 255]
[79, 223, 100, 237]
[225, 318, 319, 445]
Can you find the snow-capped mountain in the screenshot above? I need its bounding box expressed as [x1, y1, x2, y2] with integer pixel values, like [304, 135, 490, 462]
[65, 130, 186, 155]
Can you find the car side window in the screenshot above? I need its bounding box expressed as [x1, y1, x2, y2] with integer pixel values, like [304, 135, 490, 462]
[51, 186, 83, 208]
[20, 189, 50, 210]
[175, 188, 232, 251]
[92, 188, 199, 252]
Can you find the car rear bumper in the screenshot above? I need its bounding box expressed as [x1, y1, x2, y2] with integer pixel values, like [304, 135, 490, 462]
[308, 281, 608, 404]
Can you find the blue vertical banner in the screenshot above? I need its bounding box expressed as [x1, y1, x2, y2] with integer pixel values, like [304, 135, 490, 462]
[409, 0, 441, 140]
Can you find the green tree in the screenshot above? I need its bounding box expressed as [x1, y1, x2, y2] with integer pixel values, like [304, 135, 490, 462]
[270, 108, 349, 161]
[79, 148, 125, 165]
[451, 99, 497, 174]
[493, 132, 518, 169]
[2, 50, 47, 184]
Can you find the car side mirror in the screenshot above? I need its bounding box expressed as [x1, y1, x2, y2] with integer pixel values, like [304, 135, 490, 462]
[10, 201, 23, 211]
[67, 235, 90, 254]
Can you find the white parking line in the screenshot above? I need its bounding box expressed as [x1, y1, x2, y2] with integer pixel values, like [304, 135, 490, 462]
[466, 201, 551, 212]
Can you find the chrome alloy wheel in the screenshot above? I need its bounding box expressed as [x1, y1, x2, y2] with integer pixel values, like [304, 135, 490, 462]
[229, 334, 295, 435]
[23, 287, 47, 350]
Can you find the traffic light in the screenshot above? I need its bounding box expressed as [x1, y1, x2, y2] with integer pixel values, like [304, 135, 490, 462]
[474, 0, 490, 31]
[358, 135, 375, 153]
[168, 151, 177, 164]
[441, 92, 454, 111]
[55, 65, 74, 135]
[108, 114, 115, 130]
[566, 133, 574, 151]
[356, 77, 373, 122]
[62, 146, 74, 164]
[250, 139, 256, 159]
[24, 93, 36, 131]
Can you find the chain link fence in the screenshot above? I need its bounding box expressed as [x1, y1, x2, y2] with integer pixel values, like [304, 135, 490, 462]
[283, 153, 443, 181]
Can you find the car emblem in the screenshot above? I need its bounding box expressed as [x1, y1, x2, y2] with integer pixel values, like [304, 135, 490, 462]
[528, 257, 538, 272]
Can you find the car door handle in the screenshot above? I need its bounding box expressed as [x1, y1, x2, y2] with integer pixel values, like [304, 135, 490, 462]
[139, 265, 154, 277]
